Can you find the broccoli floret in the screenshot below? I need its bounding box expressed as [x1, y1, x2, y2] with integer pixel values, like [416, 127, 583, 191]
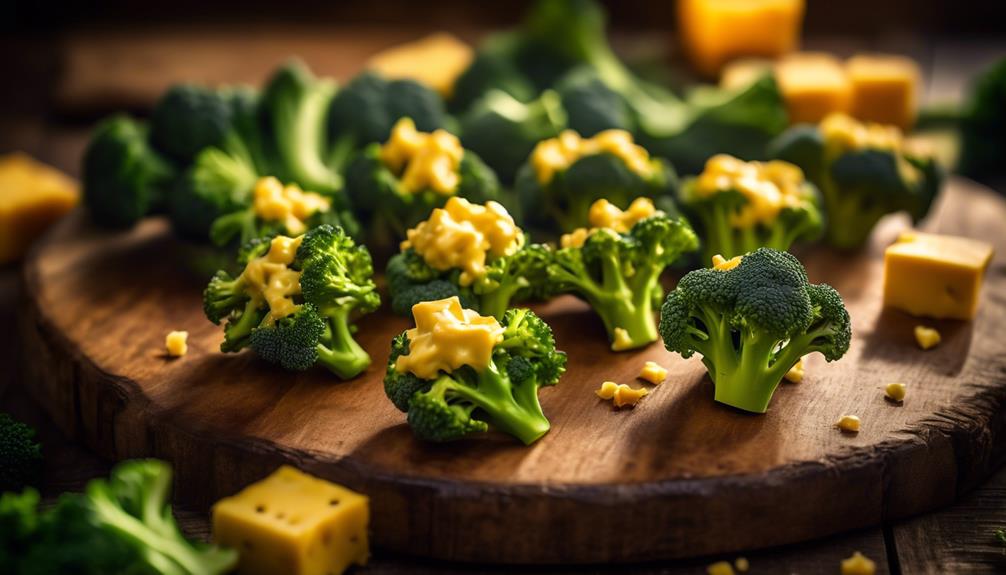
[385, 250, 474, 315]
[384, 307, 567, 444]
[449, 39, 537, 114]
[959, 58, 1006, 181]
[769, 119, 941, 249]
[548, 212, 698, 350]
[260, 60, 342, 193]
[0, 413, 42, 493]
[170, 137, 259, 241]
[515, 137, 679, 235]
[4, 460, 237, 575]
[344, 140, 500, 251]
[150, 84, 233, 165]
[554, 66, 634, 137]
[659, 248, 851, 413]
[328, 72, 449, 158]
[82, 115, 175, 229]
[459, 89, 567, 184]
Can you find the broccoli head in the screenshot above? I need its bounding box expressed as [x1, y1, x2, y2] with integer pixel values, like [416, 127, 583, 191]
[384, 298, 567, 444]
[345, 119, 500, 251]
[0, 413, 42, 493]
[449, 37, 538, 114]
[959, 58, 1006, 181]
[659, 248, 851, 413]
[515, 129, 678, 235]
[150, 84, 234, 165]
[202, 225, 379, 379]
[82, 115, 176, 228]
[680, 154, 823, 261]
[547, 199, 698, 350]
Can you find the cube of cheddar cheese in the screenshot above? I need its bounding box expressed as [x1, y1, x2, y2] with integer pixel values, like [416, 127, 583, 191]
[367, 33, 473, 98]
[213, 466, 369, 575]
[774, 53, 851, 125]
[883, 231, 994, 320]
[0, 153, 78, 264]
[846, 54, 919, 130]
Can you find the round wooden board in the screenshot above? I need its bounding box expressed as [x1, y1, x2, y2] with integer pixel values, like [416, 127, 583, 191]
[17, 178, 1006, 564]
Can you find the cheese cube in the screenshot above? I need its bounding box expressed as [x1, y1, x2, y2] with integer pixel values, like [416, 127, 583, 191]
[212, 466, 369, 575]
[679, 0, 805, 78]
[0, 153, 79, 264]
[367, 33, 473, 98]
[883, 231, 994, 320]
[719, 58, 774, 91]
[775, 53, 851, 125]
[846, 54, 920, 130]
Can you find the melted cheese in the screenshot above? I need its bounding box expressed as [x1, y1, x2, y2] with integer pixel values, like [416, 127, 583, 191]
[395, 296, 504, 380]
[253, 177, 331, 236]
[402, 197, 524, 286]
[820, 113, 903, 153]
[379, 118, 464, 195]
[240, 235, 304, 323]
[530, 129, 655, 186]
[560, 227, 591, 249]
[693, 154, 808, 228]
[588, 197, 659, 233]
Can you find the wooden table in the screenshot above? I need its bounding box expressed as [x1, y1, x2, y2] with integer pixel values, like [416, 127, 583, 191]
[2, 24, 1005, 574]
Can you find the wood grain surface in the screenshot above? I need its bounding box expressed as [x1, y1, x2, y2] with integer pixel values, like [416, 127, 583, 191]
[16, 178, 1006, 564]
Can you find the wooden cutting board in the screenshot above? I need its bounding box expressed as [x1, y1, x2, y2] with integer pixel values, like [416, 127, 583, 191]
[17, 178, 1006, 564]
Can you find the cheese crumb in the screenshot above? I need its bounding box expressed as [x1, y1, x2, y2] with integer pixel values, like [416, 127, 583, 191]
[165, 331, 188, 357]
[597, 381, 649, 408]
[841, 551, 876, 575]
[837, 415, 861, 433]
[611, 327, 634, 351]
[638, 361, 668, 385]
[734, 557, 750, 572]
[706, 560, 735, 575]
[784, 358, 804, 383]
[885, 382, 907, 402]
[914, 325, 941, 350]
[711, 253, 742, 271]
[596, 381, 619, 400]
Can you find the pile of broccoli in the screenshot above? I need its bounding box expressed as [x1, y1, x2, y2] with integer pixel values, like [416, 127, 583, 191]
[769, 115, 941, 249]
[0, 459, 237, 575]
[203, 225, 379, 379]
[384, 301, 567, 444]
[660, 248, 851, 413]
[0, 413, 42, 493]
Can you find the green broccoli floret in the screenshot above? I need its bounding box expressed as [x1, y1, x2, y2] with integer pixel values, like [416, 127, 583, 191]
[554, 66, 634, 137]
[260, 60, 342, 193]
[449, 38, 538, 114]
[679, 155, 823, 261]
[548, 210, 698, 350]
[150, 84, 234, 165]
[959, 58, 1006, 181]
[385, 249, 476, 315]
[384, 305, 567, 444]
[515, 133, 679, 235]
[82, 115, 176, 229]
[659, 248, 851, 413]
[203, 225, 379, 379]
[3, 460, 237, 575]
[0, 413, 42, 493]
[328, 72, 449, 158]
[769, 119, 942, 249]
[459, 89, 567, 184]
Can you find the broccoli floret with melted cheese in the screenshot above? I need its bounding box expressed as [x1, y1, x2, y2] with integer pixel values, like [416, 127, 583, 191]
[659, 248, 851, 413]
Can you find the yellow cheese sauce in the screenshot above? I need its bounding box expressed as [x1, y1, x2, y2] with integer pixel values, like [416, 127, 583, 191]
[402, 197, 524, 286]
[692, 154, 809, 228]
[253, 176, 331, 236]
[379, 118, 464, 195]
[240, 235, 304, 323]
[820, 112, 903, 153]
[530, 129, 655, 186]
[560, 197, 661, 249]
[395, 297, 504, 379]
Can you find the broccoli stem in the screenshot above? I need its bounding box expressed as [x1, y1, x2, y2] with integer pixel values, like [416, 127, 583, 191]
[222, 299, 265, 352]
[701, 207, 738, 261]
[478, 278, 528, 321]
[711, 333, 785, 413]
[821, 182, 889, 249]
[450, 365, 551, 445]
[316, 307, 371, 379]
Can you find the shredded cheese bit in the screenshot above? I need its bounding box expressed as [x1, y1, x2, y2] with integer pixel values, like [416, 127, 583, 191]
[734, 557, 750, 572]
[840, 551, 876, 575]
[784, 358, 804, 383]
[402, 197, 524, 286]
[914, 325, 941, 350]
[165, 331, 188, 357]
[380, 118, 464, 195]
[531, 129, 655, 186]
[596, 381, 619, 400]
[706, 560, 735, 575]
[597, 381, 649, 408]
[638, 361, 668, 385]
[239, 235, 304, 323]
[711, 254, 743, 271]
[611, 327, 635, 352]
[836, 415, 861, 433]
[692, 154, 810, 229]
[885, 382, 907, 402]
[394, 296, 504, 380]
[560, 227, 590, 249]
[252, 176, 331, 236]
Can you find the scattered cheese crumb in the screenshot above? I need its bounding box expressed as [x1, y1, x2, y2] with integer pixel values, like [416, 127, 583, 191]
[596, 381, 649, 408]
[885, 382, 907, 402]
[611, 327, 634, 351]
[595, 381, 619, 400]
[711, 253, 742, 271]
[734, 557, 749, 572]
[707, 560, 735, 575]
[638, 361, 668, 385]
[165, 331, 188, 357]
[784, 358, 804, 383]
[914, 325, 941, 350]
[841, 551, 876, 575]
[837, 414, 861, 433]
